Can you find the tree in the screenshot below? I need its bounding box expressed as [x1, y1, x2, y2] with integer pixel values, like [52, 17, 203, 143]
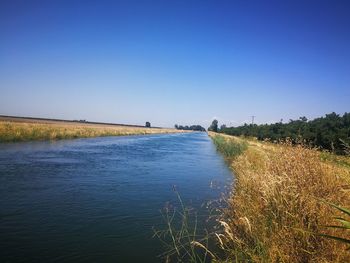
[300, 116, 308, 122]
[145, 122, 151, 128]
[220, 124, 227, 131]
[219, 112, 350, 154]
[208, 119, 218, 132]
[174, 124, 205, 131]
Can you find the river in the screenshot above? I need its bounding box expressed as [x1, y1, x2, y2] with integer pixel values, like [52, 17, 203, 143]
[0, 132, 232, 262]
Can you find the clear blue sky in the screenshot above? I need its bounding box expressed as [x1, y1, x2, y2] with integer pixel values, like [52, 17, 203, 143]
[1, 0, 349, 128]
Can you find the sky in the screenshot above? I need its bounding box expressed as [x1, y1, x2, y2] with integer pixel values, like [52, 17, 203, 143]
[0, 0, 349, 128]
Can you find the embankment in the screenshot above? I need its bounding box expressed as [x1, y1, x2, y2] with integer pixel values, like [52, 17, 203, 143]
[0, 117, 185, 142]
[209, 132, 350, 262]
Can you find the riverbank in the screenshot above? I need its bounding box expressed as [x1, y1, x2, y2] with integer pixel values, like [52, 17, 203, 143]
[209, 132, 350, 262]
[0, 119, 185, 142]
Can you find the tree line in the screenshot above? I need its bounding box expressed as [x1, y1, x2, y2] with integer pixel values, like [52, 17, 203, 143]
[175, 124, 206, 132]
[216, 112, 350, 154]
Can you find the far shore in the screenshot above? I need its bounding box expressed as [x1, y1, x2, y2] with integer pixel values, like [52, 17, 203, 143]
[0, 115, 187, 143]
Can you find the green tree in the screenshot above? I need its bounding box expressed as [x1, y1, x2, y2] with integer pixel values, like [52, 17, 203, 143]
[208, 119, 218, 132]
[220, 124, 227, 132]
[220, 112, 350, 154]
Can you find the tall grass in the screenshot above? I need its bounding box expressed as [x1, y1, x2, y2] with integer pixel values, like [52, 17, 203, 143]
[209, 133, 350, 262]
[154, 189, 216, 263]
[211, 135, 247, 159]
[0, 121, 182, 142]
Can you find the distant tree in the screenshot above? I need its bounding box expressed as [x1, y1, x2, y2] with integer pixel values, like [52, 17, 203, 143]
[208, 119, 218, 132]
[220, 124, 227, 131]
[300, 116, 308, 122]
[174, 124, 205, 131]
[145, 122, 151, 128]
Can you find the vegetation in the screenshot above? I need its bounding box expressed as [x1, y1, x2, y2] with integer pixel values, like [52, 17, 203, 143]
[0, 121, 183, 142]
[146, 121, 151, 127]
[154, 189, 215, 263]
[175, 124, 206, 132]
[209, 133, 350, 262]
[208, 119, 218, 132]
[320, 201, 350, 246]
[211, 135, 247, 159]
[220, 112, 350, 154]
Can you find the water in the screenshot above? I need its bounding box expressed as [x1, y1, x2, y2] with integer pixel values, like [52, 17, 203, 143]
[0, 132, 232, 262]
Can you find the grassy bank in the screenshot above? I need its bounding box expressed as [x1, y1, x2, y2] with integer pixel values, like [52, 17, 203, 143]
[209, 132, 350, 262]
[0, 120, 184, 142]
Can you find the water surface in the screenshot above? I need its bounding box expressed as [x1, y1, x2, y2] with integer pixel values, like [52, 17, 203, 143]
[0, 132, 232, 262]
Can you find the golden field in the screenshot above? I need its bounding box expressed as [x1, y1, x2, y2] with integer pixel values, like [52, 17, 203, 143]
[0, 119, 185, 142]
[209, 132, 350, 262]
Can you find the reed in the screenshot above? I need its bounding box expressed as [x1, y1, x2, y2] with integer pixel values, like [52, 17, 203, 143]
[0, 121, 183, 142]
[209, 133, 350, 262]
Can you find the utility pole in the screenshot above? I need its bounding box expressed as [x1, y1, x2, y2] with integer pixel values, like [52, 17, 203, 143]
[251, 115, 256, 125]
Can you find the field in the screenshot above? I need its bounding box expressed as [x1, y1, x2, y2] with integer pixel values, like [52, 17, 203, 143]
[209, 132, 350, 262]
[0, 116, 185, 142]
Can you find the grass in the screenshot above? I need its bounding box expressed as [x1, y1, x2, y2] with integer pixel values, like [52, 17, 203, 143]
[209, 132, 350, 262]
[0, 121, 184, 142]
[211, 134, 247, 159]
[154, 189, 215, 263]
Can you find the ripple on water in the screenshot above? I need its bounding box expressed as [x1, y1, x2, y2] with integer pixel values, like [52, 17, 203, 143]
[0, 133, 232, 262]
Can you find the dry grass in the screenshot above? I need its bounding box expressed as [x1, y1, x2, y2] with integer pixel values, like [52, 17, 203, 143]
[209, 132, 350, 262]
[0, 120, 185, 142]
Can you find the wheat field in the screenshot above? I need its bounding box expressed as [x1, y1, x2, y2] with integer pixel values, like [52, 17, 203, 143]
[0, 120, 185, 142]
